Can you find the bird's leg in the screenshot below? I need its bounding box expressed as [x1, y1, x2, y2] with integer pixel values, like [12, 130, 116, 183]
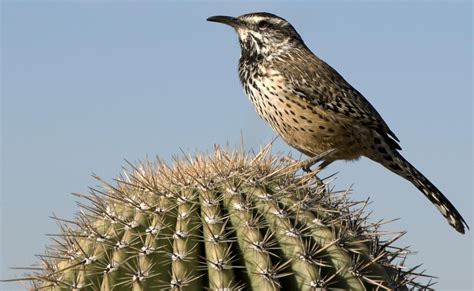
[302, 159, 333, 187]
[300, 148, 336, 173]
[302, 159, 332, 173]
[281, 149, 335, 185]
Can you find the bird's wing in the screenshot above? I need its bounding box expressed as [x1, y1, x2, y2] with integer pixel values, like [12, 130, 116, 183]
[276, 52, 401, 150]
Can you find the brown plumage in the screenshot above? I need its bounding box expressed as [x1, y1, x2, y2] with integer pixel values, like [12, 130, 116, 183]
[207, 12, 468, 233]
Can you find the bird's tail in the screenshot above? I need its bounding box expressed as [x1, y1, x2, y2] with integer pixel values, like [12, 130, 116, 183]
[368, 148, 468, 234]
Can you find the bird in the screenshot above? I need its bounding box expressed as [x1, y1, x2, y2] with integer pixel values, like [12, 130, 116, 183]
[207, 12, 468, 234]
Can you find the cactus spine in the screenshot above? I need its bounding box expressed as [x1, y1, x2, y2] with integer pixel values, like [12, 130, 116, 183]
[5, 146, 432, 290]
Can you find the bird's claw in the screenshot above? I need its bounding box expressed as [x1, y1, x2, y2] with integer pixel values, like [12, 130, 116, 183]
[302, 164, 313, 173]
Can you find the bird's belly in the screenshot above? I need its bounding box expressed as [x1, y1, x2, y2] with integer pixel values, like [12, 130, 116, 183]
[245, 80, 367, 161]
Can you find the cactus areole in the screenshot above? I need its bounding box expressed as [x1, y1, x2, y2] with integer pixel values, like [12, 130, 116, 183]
[4, 146, 433, 290]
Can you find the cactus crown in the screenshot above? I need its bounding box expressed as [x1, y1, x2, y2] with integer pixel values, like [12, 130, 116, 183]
[5, 146, 433, 290]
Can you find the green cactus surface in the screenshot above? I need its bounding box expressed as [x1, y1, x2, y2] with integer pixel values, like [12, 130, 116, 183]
[5, 146, 433, 290]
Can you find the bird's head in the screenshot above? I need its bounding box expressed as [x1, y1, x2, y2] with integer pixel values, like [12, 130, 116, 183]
[207, 12, 304, 59]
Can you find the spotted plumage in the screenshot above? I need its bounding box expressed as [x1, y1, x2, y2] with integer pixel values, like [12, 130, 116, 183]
[207, 12, 468, 233]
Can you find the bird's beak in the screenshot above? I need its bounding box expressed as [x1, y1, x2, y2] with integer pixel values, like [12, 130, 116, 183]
[207, 15, 241, 28]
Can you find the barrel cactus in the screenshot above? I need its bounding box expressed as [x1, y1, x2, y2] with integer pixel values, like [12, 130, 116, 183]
[5, 146, 433, 290]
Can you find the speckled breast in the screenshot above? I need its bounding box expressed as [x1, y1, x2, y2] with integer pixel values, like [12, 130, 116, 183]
[240, 70, 366, 160]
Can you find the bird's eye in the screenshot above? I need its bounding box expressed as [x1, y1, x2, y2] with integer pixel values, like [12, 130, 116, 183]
[258, 20, 271, 30]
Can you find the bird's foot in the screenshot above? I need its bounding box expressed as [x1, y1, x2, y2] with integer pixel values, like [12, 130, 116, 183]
[280, 155, 299, 165]
[280, 156, 322, 184]
[281, 156, 321, 173]
[280, 150, 335, 187]
[302, 164, 313, 173]
[301, 159, 333, 187]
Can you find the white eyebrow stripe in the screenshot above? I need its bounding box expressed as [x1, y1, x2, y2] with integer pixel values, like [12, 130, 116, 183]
[244, 16, 266, 23]
[242, 15, 285, 25]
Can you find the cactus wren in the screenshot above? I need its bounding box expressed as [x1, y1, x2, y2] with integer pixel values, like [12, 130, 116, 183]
[207, 12, 468, 233]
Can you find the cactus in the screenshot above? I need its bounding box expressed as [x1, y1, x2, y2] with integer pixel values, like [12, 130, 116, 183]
[4, 146, 433, 290]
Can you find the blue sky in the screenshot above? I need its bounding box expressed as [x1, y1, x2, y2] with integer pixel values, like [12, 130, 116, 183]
[1, 1, 472, 289]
